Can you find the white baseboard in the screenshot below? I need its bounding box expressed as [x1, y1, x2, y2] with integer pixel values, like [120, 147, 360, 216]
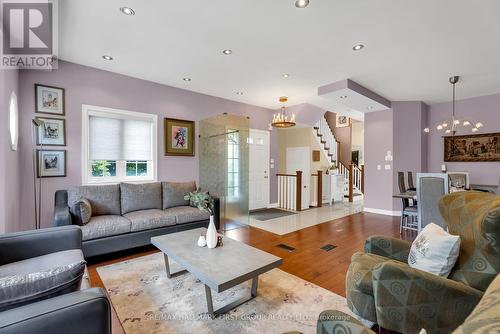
[363, 208, 401, 216]
[267, 203, 279, 208]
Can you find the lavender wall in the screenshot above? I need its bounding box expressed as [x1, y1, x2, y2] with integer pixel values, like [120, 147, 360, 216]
[18, 61, 276, 230]
[0, 69, 20, 233]
[427, 93, 500, 185]
[364, 109, 394, 212]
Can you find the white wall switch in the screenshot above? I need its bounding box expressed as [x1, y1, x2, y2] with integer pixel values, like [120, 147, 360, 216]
[377, 165, 381, 170]
[385, 164, 391, 170]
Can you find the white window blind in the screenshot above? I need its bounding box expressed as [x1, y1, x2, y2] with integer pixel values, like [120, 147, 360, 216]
[89, 116, 152, 161]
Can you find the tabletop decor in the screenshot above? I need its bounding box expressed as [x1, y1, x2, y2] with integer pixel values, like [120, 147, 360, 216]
[35, 84, 65, 115]
[164, 117, 195, 156]
[444, 132, 500, 162]
[184, 190, 217, 248]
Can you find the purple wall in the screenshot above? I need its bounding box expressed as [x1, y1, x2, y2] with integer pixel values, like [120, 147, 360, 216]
[18, 61, 276, 230]
[427, 93, 500, 185]
[364, 109, 394, 212]
[392, 101, 428, 210]
[0, 69, 21, 233]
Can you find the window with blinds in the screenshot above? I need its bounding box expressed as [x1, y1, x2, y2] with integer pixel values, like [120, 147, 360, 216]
[82, 105, 158, 184]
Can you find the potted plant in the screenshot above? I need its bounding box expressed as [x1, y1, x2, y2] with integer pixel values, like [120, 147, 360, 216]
[184, 190, 217, 248]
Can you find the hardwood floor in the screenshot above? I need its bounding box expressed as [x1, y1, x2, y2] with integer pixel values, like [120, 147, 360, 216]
[87, 211, 415, 334]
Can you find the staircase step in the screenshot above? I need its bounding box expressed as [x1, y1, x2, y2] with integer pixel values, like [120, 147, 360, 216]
[313, 126, 319, 130]
[328, 153, 333, 157]
[321, 140, 326, 144]
[317, 133, 323, 137]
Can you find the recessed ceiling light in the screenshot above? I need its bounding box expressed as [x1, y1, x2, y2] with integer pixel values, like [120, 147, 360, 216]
[183, 77, 191, 82]
[102, 55, 113, 60]
[119, 7, 135, 16]
[282, 74, 290, 78]
[236, 91, 244, 95]
[367, 106, 374, 110]
[340, 95, 347, 99]
[295, 0, 310, 8]
[352, 44, 365, 51]
[222, 49, 233, 55]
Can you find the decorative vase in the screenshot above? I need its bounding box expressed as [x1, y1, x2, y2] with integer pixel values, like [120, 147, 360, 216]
[206, 215, 218, 249]
[197, 235, 206, 247]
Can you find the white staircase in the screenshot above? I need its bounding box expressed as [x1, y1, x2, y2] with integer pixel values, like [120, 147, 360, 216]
[313, 116, 338, 166]
[314, 115, 363, 201]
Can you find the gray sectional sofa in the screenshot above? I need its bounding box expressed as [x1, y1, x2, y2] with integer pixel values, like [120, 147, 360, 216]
[54, 181, 220, 258]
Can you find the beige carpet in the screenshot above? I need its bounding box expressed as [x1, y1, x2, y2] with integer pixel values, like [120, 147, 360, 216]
[97, 252, 362, 334]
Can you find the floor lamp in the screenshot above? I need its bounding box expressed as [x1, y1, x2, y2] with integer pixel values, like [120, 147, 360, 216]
[32, 119, 44, 230]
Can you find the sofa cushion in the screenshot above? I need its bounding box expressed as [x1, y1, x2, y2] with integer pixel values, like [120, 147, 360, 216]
[0, 249, 85, 311]
[348, 252, 390, 295]
[162, 181, 196, 209]
[68, 184, 121, 216]
[165, 206, 210, 224]
[80, 215, 131, 241]
[124, 209, 176, 232]
[120, 182, 162, 214]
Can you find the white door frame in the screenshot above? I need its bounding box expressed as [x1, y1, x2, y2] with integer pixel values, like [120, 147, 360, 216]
[286, 146, 311, 210]
[249, 129, 270, 210]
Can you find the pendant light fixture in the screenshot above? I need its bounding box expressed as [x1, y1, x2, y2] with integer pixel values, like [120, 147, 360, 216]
[424, 76, 484, 134]
[271, 96, 296, 128]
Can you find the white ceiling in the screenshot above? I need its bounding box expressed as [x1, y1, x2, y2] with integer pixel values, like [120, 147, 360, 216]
[59, 0, 500, 116]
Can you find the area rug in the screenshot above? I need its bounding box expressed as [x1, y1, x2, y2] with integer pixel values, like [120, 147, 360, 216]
[97, 252, 364, 333]
[249, 208, 297, 221]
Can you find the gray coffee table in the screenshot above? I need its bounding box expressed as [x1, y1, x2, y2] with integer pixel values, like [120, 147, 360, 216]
[151, 228, 283, 319]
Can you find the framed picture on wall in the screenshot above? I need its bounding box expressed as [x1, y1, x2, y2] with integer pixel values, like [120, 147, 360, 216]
[164, 118, 195, 156]
[35, 84, 65, 115]
[36, 117, 66, 146]
[37, 150, 67, 177]
[336, 115, 350, 128]
[444, 132, 500, 162]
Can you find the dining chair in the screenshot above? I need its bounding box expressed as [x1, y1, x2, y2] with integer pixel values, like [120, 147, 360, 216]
[417, 173, 449, 231]
[398, 172, 418, 233]
[407, 171, 416, 191]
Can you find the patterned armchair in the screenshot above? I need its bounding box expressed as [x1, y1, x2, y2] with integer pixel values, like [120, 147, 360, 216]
[314, 274, 500, 334]
[346, 191, 500, 333]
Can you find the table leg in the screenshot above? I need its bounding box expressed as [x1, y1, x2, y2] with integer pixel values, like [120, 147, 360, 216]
[204, 276, 259, 319]
[163, 254, 187, 279]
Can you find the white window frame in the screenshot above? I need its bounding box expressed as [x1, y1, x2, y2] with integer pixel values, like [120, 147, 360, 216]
[81, 104, 158, 185]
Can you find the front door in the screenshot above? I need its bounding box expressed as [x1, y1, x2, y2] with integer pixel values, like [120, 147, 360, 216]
[286, 146, 310, 210]
[249, 129, 270, 210]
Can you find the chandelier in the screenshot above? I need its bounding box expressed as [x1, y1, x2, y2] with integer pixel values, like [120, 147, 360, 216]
[424, 76, 483, 134]
[271, 96, 296, 128]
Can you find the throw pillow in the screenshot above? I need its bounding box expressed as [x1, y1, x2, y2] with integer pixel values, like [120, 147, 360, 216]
[408, 223, 460, 277]
[73, 198, 92, 225]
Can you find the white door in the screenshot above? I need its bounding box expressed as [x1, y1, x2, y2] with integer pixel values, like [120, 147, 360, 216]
[249, 129, 270, 210]
[286, 147, 310, 210]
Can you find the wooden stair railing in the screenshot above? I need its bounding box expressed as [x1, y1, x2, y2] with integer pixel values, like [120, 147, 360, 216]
[277, 171, 303, 211]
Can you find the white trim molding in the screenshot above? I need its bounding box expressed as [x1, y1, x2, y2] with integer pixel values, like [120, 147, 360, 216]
[81, 104, 158, 185]
[267, 203, 279, 209]
[363, 208, 401, 216]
